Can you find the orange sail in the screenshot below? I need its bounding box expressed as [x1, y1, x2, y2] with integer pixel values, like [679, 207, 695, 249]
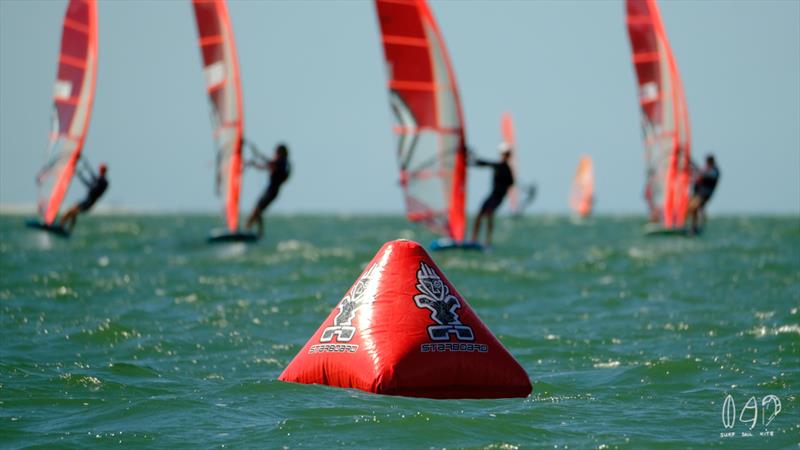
[374, 0, 468, 242]
[501, 111, 520, 213]
[37, 0, 98, 225]
[569, 155, 594, 218]
[192, 0, 244, 232]
[626, 0, 692, 228]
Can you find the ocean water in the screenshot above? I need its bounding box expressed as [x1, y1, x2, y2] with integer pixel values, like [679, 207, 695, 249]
[0, 214, 797, 449]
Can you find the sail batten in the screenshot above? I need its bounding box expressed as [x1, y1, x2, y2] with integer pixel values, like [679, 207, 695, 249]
[36, 0, 98, 225]
[381, 35, 428, 47]
[193, 0, 244, 232]
[375, 0, 468, 241]
[626, 0, 691, 228]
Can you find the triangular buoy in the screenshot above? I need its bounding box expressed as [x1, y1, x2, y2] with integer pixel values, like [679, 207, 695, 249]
[279, 239, 532, 399]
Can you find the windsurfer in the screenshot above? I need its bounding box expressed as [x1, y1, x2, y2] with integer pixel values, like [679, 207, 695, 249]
[686, 154, 719, 234]
[245, 143, 290, 237]
[470, 143, 515, 247]
[59, 161, 109, 231]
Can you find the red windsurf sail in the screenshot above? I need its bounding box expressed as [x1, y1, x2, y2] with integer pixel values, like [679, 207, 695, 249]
[626, 0, 692, 228]
[37, 0, 98, 225]
[501, 111, 519, 213]
[193, 0, 244, 232]
[374, 0, 468, 241]
[569, 155, 594, 218]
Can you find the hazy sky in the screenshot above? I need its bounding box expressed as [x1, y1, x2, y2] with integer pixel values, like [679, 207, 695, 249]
[1, 0, 798, 216]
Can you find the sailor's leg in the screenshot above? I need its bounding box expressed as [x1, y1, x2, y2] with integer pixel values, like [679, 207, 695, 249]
[59, 207, 74, 226]
[245, 210, 256, 230]
[260, 186, 279, 213]
[246, 197, 265, 231]
[688, 196, 700, 233]
[486, 213, 494, 247]
[255, 214, 264, 238]
[698, 199, 708, 230]
[65, 210, 78, 232]
[60, 205, 78, 230]
[471, 212, 483, 243]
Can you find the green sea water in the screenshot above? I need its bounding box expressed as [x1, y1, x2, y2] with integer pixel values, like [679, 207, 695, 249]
[1, 214, 798, 449]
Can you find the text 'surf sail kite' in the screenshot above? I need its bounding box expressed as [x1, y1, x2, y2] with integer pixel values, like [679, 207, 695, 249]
[374, 0, 468, 242]
[569, 155, 594, 218]
[37, 0, 98, 225]
[626, 0, 691, 228]
[193, 0, 244, 232]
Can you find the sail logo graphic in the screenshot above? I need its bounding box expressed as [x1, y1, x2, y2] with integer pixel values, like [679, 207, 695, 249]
[53, 80, 72, 100]
[204, 61, 226, 89]
[639, 81, 658, 102]
[319, 264, 378, 344]
[413, 262, 474, 342]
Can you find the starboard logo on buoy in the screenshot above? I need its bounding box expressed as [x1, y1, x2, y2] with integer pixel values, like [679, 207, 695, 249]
[313, 263, 378, 353]
[414, 262, 474, 341]
[414, 262, 488, 353]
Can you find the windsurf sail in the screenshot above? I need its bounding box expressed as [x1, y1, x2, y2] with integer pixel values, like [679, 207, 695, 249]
[500, 111, 520, 213]
[192, 0, 244, 232]
[374, 0, 468, 241]
[569, 155, 594, 218]
[626, 0, 692, 228]
[36, 0, 98, 225]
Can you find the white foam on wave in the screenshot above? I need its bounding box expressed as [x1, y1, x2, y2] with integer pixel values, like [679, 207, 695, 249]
[593, 360, 621, 369]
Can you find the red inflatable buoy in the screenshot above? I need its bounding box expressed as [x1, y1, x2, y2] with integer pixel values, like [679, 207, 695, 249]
[279, 239, 532, 399]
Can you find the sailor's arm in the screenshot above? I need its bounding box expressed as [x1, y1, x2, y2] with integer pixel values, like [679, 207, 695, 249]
[245, 159, 268, 170]
[473, 158, 496, 167]
[77, 169, 92, 186]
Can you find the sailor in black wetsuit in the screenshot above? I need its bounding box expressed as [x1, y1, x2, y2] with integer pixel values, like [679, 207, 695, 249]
[60, 162, 109, 231]
[245, 143, 291, 237]
[470, 143, 515, 247]
[687, 154, 720, 234]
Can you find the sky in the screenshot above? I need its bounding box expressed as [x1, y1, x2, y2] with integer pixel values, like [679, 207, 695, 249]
[1, 0, 798, 216]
